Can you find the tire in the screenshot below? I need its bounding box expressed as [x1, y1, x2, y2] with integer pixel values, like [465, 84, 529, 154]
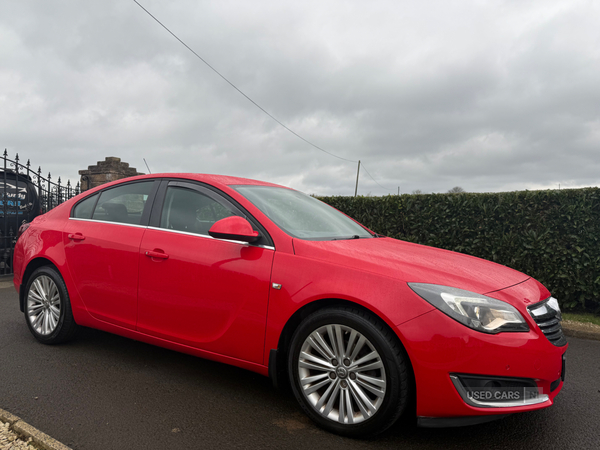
[24, 266, 78, 344]
[288, 306, 410, 437]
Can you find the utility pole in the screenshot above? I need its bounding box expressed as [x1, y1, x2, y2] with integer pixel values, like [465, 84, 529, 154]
[354, 160, 361, 197]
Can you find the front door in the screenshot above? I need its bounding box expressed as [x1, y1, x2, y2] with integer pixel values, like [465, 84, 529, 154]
[137, 182, 274, 364]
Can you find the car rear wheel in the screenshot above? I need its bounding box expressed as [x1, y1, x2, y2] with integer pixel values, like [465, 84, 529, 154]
[288, 306, 410, 437]
[25, 266, 78, 344]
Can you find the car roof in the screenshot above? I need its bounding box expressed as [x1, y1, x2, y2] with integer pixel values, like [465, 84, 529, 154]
[126, 173, 288, 190]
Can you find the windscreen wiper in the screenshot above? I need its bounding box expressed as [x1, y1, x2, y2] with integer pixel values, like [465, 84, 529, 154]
[331, 235, 362, 241]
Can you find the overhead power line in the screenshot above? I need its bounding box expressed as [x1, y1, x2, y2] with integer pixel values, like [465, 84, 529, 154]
[360, 163, 392, 192]
[132, 0, 393, 191]
[132, 0, 355, 163]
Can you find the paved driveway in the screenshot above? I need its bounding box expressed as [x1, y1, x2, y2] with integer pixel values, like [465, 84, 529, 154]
[1, 282, 599, 449]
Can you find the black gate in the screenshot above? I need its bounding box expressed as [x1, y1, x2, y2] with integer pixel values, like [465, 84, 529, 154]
[1, 150, 80, 274]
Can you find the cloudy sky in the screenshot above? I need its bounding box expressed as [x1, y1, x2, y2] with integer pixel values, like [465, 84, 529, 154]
[1, 0, 599, 196]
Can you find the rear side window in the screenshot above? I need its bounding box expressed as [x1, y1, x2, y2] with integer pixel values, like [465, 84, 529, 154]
[91, 182, 153, 225]
[72, 194, 98, 219]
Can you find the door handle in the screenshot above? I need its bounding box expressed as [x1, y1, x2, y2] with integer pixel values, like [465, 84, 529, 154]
[68, 233, 85, 241]
[145, 250, 169, 260]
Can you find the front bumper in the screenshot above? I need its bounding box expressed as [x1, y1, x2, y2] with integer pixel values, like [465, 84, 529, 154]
[397, 286, 567, 420]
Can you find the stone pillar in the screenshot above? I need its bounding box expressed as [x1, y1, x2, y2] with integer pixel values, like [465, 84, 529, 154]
[79, 157, 144, 191]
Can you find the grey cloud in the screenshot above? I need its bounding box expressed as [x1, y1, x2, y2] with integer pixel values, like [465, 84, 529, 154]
[1, 0, 599, 196]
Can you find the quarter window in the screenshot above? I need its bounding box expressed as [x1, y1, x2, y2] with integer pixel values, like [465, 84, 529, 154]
[72, 194, 98, 219]
[91, 182, 153, 225]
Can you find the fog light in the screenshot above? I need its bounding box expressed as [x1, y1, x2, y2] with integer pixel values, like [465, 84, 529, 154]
[450, 373, 549, 408]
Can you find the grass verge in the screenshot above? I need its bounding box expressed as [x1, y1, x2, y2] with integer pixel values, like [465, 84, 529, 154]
[563, 312, 600, 327]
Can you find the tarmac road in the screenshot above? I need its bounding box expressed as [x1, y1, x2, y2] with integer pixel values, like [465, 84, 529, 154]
[1, 282, 599, 450]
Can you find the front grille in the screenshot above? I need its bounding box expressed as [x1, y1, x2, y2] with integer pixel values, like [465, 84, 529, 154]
[527, 299, 567, 347]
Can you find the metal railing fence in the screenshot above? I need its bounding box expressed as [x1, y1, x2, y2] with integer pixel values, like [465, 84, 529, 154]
[1, 150, 80, 274]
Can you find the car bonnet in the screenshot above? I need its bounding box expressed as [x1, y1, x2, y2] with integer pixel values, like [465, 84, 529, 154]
[292, 236, 529, 296]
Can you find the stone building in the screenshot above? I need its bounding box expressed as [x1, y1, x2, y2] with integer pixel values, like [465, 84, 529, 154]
[79, 157, 143, 191]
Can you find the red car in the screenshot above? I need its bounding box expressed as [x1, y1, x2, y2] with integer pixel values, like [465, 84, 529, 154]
[12, 174, 567, 437]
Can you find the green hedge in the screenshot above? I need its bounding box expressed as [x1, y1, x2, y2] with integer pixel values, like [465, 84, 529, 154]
[319, 188, 600, 313]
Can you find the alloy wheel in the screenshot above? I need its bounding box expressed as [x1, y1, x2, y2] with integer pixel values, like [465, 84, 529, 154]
[27, 275, 61, 335]
[297, 324, 387, 424]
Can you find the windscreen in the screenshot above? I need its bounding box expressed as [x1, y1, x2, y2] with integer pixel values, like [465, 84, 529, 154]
[234, 185, 373, 240]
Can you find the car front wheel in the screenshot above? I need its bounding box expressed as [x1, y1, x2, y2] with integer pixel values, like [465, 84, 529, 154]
[24, 266, 78, 344]
[288, 306, 410, 437]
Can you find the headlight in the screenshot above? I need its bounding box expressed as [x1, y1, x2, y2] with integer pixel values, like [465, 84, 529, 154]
[528, 296, 561, 320]
[408, 283, 529, 334]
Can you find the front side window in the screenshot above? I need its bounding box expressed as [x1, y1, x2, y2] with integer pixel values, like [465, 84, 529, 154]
[233, 185, 374, 240]
[91, 181, 153, 225]
[160, 186, 236, 235]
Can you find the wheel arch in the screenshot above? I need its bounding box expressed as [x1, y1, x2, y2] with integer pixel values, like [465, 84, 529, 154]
[270, 297, 416, 402]
[19, 257, 57, 312]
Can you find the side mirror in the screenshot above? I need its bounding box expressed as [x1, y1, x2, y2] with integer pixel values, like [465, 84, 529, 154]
[208, 216, 260, 243]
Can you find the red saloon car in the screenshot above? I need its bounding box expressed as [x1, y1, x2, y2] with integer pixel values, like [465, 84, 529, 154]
[12, 174, 567, 437]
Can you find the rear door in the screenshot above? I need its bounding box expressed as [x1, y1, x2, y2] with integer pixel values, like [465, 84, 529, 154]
[64, 180, 157, 329]
[137, 180, 274, 364]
